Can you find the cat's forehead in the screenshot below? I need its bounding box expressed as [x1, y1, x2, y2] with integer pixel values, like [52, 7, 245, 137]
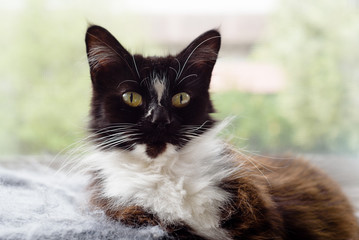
[138, 55, 177, 70]
[135, 56, 179, 84]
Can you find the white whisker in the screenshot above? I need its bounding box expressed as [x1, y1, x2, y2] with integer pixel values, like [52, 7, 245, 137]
[177, 74, 198, 85]
[140, 77, 150, 86]
[132, 55, 141, 79]
[55, 123, 141, 176]
[117, 79, 138, 89]
[174, 58, 181, 79]
[169, 67, 178, 76]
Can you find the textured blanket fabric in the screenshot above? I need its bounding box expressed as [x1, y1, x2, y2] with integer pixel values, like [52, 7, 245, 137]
[0, 157, 358, 240]
[0, 163, 165, 240]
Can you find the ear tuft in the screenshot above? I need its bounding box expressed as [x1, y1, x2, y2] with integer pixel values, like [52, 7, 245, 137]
[85, 25, 129, 71]
[178, 29, 221, 71]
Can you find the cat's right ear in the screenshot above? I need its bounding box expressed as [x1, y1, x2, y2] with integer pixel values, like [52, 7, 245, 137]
[85, 25, 130, 76]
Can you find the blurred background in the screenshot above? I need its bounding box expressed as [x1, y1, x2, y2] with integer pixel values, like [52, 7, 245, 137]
[0, 0, 358, 159]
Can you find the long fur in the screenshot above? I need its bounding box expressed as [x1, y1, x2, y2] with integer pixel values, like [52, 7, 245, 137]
[82, 25, 359, 240]
[81, 120, 236, 239]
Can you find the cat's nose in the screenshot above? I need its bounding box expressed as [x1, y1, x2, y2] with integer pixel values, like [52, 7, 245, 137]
[150, 106, 171, 128]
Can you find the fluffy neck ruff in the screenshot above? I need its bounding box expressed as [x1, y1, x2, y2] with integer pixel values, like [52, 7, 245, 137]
[83, 120, 237, 240]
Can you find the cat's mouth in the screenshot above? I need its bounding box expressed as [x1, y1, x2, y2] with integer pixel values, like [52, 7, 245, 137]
[140, 125, 180, 158]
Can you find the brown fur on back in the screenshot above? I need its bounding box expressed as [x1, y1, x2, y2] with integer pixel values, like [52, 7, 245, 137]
[221, 155, 359, 240]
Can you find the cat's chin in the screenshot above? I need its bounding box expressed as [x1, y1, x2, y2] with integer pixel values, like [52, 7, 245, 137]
[145, 142, 168, 158]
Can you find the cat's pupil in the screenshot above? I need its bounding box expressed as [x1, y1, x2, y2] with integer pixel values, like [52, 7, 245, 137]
[130, 93, 133, 103]
[180, 94, 183, 104]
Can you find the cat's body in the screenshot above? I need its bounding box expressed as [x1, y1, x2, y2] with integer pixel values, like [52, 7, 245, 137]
[84, 25, 358, 239]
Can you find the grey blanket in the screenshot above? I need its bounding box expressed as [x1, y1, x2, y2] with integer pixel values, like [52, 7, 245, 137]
[1, 156, 358, 240]
[0, 162, 165, 240]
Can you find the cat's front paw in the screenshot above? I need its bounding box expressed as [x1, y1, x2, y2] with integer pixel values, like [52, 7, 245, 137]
[108, 206, 159, 227]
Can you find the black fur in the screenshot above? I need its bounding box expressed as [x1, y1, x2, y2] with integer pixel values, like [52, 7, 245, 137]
[85, 26, 220, 155]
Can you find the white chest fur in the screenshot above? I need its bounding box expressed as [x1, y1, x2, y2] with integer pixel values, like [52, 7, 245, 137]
[83, 124, 235, 240]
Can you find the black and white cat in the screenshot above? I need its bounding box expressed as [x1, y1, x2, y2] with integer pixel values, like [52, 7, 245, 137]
[82, 25, 359, 240]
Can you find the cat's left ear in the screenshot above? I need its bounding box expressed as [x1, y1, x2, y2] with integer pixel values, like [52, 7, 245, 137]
[176, 29, 221, 83]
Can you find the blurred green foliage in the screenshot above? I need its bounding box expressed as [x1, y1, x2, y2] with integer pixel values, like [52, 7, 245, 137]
[1, 0, 89, 154]
[216, 0, 359, 154]
[0, 0, 358, 155]
[211, 92, 293, 154]
[0, 0, 150, 155]
[251, 0, 359, 153]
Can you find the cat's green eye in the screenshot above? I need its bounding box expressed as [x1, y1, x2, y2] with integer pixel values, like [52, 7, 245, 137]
[172, 92, 190, 108]
[122, 92, 142, 107]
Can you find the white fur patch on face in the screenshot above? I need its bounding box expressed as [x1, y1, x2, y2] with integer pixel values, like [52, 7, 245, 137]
[145, 106, 154, 118]
[153, 79, 165, 105]
[82, 120, 236, 240]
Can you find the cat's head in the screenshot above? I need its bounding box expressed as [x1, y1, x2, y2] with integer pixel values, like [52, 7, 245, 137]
[85, 25, 221, 158]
